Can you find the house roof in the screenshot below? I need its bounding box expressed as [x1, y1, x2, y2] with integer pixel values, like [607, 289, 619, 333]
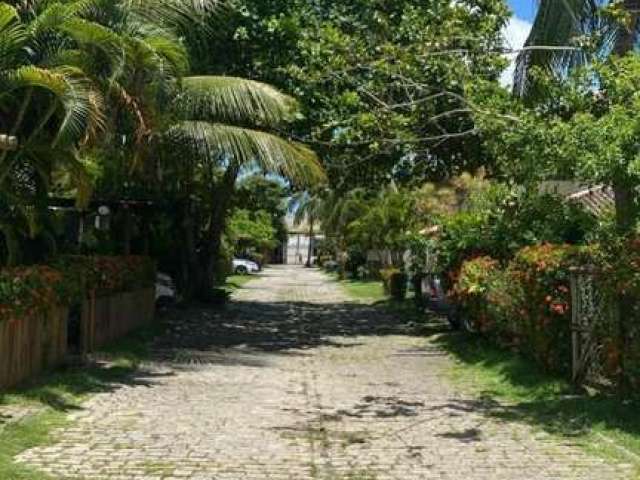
[565, 185, 614, 216]
[540, 181, 614, 216]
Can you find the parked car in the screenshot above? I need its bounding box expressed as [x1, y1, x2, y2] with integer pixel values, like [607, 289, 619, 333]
[233, 258, 260, 275]
[156, 272, 177, 308]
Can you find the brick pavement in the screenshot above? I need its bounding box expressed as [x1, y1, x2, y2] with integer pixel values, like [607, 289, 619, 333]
[15, 266, 634, 479]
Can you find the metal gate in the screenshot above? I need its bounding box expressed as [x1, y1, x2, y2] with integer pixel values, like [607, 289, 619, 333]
[570, 267, 620, 388]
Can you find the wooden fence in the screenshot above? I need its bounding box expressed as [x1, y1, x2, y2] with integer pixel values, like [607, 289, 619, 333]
[0, 307, 69, 389]
[82, 287, 155, 352]
[0, 287, 155, 390]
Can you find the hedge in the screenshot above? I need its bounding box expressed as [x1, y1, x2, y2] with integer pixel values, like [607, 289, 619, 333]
[54, 255, 156, 297]
[450, 241, 640, 387]
[451, 244, 584, 374]
[0, 256, 156, 323]
[0, 266, 65, 323]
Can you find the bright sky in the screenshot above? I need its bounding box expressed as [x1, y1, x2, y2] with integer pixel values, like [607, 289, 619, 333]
[500, 0, 536, 86]
[507, 0, 537, 22]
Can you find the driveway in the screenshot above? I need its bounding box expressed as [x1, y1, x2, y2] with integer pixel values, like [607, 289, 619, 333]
[17, 266, 631, 479]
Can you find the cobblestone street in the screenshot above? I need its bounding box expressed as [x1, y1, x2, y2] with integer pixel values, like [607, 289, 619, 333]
[16, 266, 633, 479]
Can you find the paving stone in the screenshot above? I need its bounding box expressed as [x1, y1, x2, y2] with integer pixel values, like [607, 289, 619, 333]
[14, 266, 634, 479]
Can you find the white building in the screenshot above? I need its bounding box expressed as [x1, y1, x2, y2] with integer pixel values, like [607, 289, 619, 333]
[284, 215, 324, 265]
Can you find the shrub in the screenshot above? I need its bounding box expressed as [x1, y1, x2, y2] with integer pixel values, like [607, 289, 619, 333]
[451, 256, 500, 333]
[0, 255, 157, 324]
[54, 255, 156, 297]
[507, 244, 582, 372]
[380, 268, 407, 300]
[437, 188, 596, 277]
[451, 244, 583, 374]
[0, 266, 65, 322]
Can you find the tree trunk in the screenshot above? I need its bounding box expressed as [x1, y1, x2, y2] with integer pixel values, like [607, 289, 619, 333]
[195, 164, 239, 301]
[614, 181, 636, 233]
[612, 3, 639, 390]
[306, 218, 314, 267]
[178, 199, 199, 301]
[613, 3, 640, 232]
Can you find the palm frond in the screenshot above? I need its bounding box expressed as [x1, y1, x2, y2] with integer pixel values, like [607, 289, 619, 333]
[59, 17, 126, 77]
[0, 3, 19, 29]
[125, 0, 222, 32]
[176, 76, 298, 126]
[167, 121, 325, 186]
[513, 0, 614, 97]
[3, 65, 106, 145]
[0, 7, 26, 71]
[143, 34, 190, 77]
[26, 1, 81, 36]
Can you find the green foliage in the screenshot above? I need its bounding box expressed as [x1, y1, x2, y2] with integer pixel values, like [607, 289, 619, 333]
[348, 187, 416, 262]
[477, 55, 640, 229]
[437, 185, 596, 275]
[452, 245, 583, 373]
[380, 267, 407, 301]
[206, 0, 510, 187]
[227, 209, 278, 253]
[235, 175, 288, 241]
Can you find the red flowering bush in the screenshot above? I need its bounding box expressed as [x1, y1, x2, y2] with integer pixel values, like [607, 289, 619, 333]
[0, 266, 65, 322]
[0, 256, 156, 324]
[55, 255, 156, 296]
[507, 244, 584, 372]
[452, 244, 584, 373]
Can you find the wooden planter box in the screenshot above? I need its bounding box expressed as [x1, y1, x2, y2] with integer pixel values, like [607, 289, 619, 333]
[0, 307, 68, 389]
[82, 287, 155, 352]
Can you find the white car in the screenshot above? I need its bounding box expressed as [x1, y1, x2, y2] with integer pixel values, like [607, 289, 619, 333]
[233, 258, 260, 275]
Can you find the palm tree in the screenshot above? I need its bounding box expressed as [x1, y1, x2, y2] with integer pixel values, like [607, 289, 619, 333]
[0, 0, 324, 294]
[290, 191, 324, 267]
[319, 188, 369, 277]
[513, 0, 639, 232]
[61, 0, 324, 299]
[163, 78, 324, 299]
[0, 1, 107, 263]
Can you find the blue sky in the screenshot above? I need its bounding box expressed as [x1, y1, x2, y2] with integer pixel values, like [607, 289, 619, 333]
[507, 0, 537, 22]
[501, 1, 536, 85]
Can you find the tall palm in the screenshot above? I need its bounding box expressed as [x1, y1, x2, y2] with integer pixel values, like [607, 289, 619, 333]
[0, 1, 107, 263]
[0, 0, 210, 263]
[162, 77, 324, 299]
[513, 0, 639, 231]
[65, 0, 323, 298]
[319, 188, 369, 277]
[290, 191, 324, 267]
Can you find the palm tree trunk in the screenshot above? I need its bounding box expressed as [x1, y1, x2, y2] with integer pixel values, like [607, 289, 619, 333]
[196, 163, 239, 301]
[179, 198, 199, 301]
[306, 218, 314, 267]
